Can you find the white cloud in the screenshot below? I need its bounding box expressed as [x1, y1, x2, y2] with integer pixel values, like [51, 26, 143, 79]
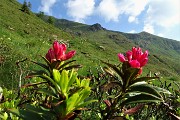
[66, 0, 95, 22]
[38, 0, 57, 15]
[143, 24, 154, 34]
[97, 0, 120, 22]
[121, 0, 149, 23]
[157, 33, 164, 37]
[97, 0, 149, 23]
[128, 16, 138, 23]
[128, 30, 136, 33]
[145, 0, 180, 28]
[143, 0, 180, 39]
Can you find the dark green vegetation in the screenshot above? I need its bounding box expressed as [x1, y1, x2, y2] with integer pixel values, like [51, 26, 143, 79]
[0, 0, 180, 88]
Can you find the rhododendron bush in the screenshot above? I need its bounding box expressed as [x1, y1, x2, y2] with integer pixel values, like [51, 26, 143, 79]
[118, 47, 148, 75]
[46, 41, 76, 63]
[0, 40, 179, 120]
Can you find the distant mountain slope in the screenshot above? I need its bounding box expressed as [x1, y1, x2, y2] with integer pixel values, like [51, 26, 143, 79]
[50, 18, 180, 77]
[0, 0, 179, 88]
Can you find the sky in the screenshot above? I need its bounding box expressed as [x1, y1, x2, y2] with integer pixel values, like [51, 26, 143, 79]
[18, 0, 180, 41]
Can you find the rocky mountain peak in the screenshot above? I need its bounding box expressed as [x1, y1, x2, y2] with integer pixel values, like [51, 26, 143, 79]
[88, 23, 106, 31]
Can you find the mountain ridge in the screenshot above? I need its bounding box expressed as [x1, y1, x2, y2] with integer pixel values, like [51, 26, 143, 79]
[53, 17, 180, 41]
[51, 18, 180, 53]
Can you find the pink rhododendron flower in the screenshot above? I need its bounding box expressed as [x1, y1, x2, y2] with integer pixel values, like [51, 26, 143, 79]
[46, 41, 76, 63]
[118, 47, 148, 74]
[118, 53, 126, 62]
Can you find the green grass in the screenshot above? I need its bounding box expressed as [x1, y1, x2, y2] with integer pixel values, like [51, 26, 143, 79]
[0, 0, 71, 88]
[0, 0, 180, 89]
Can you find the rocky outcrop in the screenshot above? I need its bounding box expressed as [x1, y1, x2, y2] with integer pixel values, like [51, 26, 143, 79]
[88, 23, 106, 31]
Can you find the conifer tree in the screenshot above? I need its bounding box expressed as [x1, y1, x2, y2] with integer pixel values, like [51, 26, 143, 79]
[47, 16, 55, 25]
[21, 0, 31, 14]
[37, 11, 44, 18]
[27, 2, 32, 10]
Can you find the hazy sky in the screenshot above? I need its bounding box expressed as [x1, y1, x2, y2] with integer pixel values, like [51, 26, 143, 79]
[18, 0, 180, 41]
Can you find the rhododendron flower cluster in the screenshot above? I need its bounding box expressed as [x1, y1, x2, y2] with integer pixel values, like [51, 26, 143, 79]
[46, 41, 76, 63]
[118, 47, 148, 74]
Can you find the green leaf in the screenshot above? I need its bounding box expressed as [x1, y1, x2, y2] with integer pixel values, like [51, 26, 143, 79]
[103, 66, 115, 76]
[76, 88, 91, 104]
[121, 93, 163, 106]
[101, 82, 122, 92]
[38, 88, 58, 98]
[122, 61, 131, 74]
[124, 68, 139, 87]
[58, 60, 76, 70]
[21, 81, 48, 88]
[8, 108, 20, 116]
[81, 79, 90, 87]
[27, 70, 48, 78]
[103, 67, 122, 82]
[0, 87, 3, 93]
[20, 110, 44, 120]
[63, 65, 82, 71]
[153, 86, 171, 94]
[53, 69, 61, 85]
[102, 61, 123, 78]
[42, 74, 61, 92]
[66, 93, 79, 114]
[127, 68, 139, 81]
[131, 77, 159, 85]
[54, 101, 66, 117]
[127, 84, 162, 98]
[8, 107, 49, 120]
[24, 104, 50, 113]
[19, 105, 54, 120]
[50, 61, 61, 70]
[68, 70, 77, 90]
[107, 95, 116, 99]
[0, 112, 8, 120]
[76, 78, 81, 86]
[30, 60, 49, 71]
[68, 87, 82, 97]
[60, 70, 69, 97]
[41, 56, 51, 67]
[76, 99, 98, 109]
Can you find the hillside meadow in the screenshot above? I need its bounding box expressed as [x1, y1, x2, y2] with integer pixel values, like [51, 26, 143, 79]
[0, 0, 180, 119]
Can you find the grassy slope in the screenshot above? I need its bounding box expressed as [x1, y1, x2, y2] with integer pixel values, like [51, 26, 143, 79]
[53, 19, 180, 78]
[0, 0, 179, 88]
[0, 0, 124, 88]
[0, 0, 72, 88]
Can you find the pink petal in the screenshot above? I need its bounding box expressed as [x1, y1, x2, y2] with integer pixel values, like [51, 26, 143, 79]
[140, 58, 148, 67]
[118, 53, 126, 62]
[136, 47, 143, 61]
[142, 50, 148, 59]
[60, 44, 67, 52]
[132, 47, 137, 59]
[57, 44, 66, 59]
[48, 48, 56, 62]
[53, 41, 60, 58]
[45, 48, 56, 63]
[45, 53, 51, 62]
[126, 51, 132, 61]
[129, 60, 140, 68]
[62, 50, 76, 61]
